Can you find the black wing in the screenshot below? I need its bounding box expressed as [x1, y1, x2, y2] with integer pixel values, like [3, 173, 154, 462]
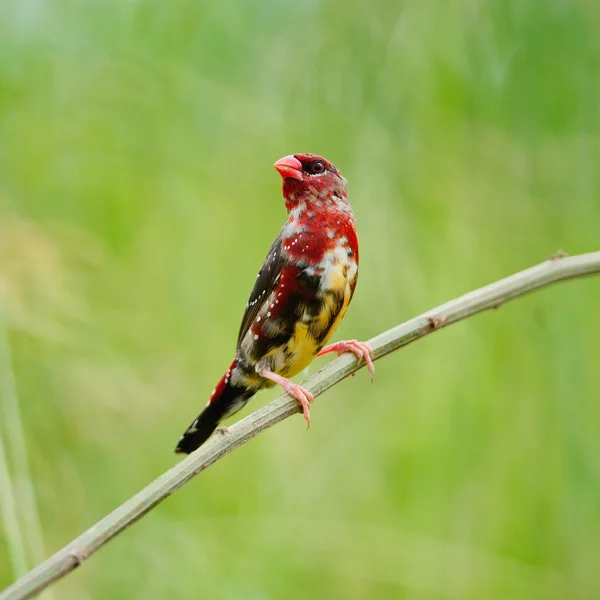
[236, 234, 285, 346]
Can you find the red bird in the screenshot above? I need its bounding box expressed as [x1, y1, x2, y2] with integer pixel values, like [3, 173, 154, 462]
[175, 154, 374, 454]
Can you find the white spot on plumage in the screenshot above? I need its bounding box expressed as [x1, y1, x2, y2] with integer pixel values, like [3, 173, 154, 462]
[254, 334, 259, 340]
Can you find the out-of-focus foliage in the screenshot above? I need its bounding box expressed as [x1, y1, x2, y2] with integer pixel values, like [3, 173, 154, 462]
[1, 1, 600, 598]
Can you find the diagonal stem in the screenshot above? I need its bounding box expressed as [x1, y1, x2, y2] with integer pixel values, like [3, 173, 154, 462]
[2, 250, 600, 600]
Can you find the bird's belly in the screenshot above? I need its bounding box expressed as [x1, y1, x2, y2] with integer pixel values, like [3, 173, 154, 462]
[276, 322, 321, 378]
[270, 263, 356, 378]
[265, 320, 323, 379]
[238, 248, 358, 388]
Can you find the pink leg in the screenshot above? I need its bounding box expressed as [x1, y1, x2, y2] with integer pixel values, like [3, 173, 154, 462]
[317, 339, 375, 381]
[259, 369, 314, 428]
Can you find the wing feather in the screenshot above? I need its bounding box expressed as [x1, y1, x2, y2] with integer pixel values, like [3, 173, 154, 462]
[236, 234, 285, 346]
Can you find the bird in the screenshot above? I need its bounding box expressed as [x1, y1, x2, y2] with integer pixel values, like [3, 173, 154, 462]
[175, 153, 374, 454]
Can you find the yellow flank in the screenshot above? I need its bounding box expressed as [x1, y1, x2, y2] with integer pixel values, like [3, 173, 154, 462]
[319, 283, 352, 346]
[276, 277, 354, 378]
[280, 322, 320, 377]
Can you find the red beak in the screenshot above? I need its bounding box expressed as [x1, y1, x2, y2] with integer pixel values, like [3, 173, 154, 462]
[274, 155, 303, 181]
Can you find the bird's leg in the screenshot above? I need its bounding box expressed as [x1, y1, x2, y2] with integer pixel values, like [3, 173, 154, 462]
[258, 369, 314, 428]
[317, 340, 375, 381]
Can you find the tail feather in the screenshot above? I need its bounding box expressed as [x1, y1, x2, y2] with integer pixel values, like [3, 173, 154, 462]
[175, 367, 255, 454]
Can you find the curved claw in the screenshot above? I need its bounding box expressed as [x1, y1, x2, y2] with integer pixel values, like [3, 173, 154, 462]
[258, 369, 314, 428]
[285, 382, 313, 428]
[317, 339, 375, 382]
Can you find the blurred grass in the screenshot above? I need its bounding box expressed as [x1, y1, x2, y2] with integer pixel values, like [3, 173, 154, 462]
[1, 0, 600, 598]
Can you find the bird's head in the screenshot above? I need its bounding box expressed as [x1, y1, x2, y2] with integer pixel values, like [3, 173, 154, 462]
[274, 153, 348, 212]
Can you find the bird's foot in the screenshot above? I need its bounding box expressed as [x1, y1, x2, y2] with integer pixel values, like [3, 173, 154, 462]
[317, 339, 375, 381]
[258, 369, 314, 428]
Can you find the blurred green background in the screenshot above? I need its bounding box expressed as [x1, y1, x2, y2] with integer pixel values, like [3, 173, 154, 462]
[1, 0, 600, 598]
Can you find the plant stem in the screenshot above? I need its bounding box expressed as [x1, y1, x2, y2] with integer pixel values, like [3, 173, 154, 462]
[2, 250, 600, 600]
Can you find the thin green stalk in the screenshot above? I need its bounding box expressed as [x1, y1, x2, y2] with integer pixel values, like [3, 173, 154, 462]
[0, 295, 53, 600]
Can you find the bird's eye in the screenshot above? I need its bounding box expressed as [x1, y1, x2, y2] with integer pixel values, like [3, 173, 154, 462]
[308, 160, 325, 174]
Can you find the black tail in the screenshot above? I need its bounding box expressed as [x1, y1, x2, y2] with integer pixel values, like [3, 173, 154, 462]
[175, 374, 255, 454]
